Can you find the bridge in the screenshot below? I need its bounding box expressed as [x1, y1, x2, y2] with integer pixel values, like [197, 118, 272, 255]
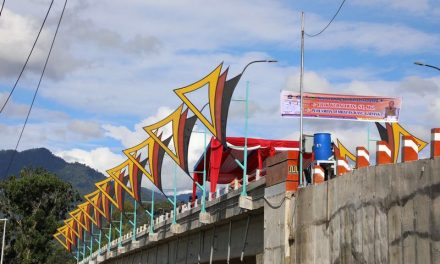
[89, 178, 265, 264]
[79, 130, 440, 264]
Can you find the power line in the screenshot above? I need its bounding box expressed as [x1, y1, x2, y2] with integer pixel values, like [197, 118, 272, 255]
[0, 0, 5, 17]
[4, 0, 68, 178]
[305, 0, 347, 38]
[0, 0, 54, 114]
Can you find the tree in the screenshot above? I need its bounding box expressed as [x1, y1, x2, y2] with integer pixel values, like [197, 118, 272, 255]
[0, 168, 81, 264]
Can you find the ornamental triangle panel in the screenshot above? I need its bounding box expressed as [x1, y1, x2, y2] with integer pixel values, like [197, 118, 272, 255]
[54, 225, 74, 251]
[69, 208, 90, 234]
[123, 136, 170, 192]
[84, 189, 111, 220]
[78, 202, 101, 229]
[173, 64, 222, 137]
[144, 105, 197, 175]
[64, 218, 81, 240]
[385, 122, 428, 163]
[173, 64, 242, 147]
[144, 104, 184, 166]
[336, 139, 356, 162]
[95, 178, 124, 211]
[107, 160, 140, 201]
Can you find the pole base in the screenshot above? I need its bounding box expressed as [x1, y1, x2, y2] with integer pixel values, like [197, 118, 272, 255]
[97, 254, 106, 262]
[106, 251, 117, 258]
[131, 238, 145, 249]
[170, 223, 184, 234]
[117, 246, 127, 255]
[239, 195, 255, 210]
[199, 212, 214, 224]
[148, 232, 158, 242]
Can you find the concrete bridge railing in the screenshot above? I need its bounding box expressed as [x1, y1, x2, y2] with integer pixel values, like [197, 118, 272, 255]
[81, 177, 266, 264]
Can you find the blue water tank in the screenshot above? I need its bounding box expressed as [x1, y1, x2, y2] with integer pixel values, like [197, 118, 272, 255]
[313, 133, 332, 160]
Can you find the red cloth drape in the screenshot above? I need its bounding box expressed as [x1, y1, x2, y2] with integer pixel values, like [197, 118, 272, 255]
[192, 137, 299, 197]
[209, 139, 223, 193]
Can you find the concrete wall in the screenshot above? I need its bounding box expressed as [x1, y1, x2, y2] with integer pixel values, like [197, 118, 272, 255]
[103, 215, 263, 264]
[95, 158, 440, 264]
[263, 182, 295, 263]
[288, 158, 440, 264]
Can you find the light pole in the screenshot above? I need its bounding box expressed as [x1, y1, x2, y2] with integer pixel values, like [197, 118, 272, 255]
[240, 60, 278, 75]
[414, 61, 440, 71]
[237, 59, 277, 198]
[299, 12, 305, 187]
[0, 218, 7, 264]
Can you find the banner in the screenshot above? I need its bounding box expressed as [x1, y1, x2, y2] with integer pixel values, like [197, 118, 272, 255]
[280, 91, 402, 122]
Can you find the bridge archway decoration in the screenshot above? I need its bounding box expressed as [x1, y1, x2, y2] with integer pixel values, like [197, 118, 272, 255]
[55, 63, 242, 254]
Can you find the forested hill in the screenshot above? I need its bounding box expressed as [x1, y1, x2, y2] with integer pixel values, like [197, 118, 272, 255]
[0, 148, 192, 201]
[0, 148, 106, 196]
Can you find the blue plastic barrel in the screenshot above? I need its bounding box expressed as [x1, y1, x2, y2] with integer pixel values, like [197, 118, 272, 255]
[313, 133, 332, 160]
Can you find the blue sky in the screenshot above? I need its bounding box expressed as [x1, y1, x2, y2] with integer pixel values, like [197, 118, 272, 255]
[0, 0, 439, 190]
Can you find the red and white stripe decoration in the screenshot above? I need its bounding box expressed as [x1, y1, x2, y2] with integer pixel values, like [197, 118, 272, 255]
[376, 141, 392, 165]
[356, 146, 370, 168]
[337, 156, 351, 176]
[402, 135, 418, 162]
[431, 128, 440, 158]
[313, 165, 325, 184]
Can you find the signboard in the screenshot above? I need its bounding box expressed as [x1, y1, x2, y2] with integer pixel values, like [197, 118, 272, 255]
[280, 91, 402, 122]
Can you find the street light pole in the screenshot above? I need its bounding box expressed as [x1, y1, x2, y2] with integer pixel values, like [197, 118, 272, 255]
[414, 61, 440, 71]
[299, 12, 305, 187]
[0, 218, 6, 264]
[237, 59, 277, 197]
[240, 60, 278, 76]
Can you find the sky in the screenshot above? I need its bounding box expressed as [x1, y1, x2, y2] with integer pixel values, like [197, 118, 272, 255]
[0, 0, 439, 192]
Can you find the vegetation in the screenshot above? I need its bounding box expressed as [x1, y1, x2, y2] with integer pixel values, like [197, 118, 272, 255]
[0, 168, 81, 264]
[0, 148, 106, 196]
[0, 148, 194, 200]
[0, 148, 195, 261]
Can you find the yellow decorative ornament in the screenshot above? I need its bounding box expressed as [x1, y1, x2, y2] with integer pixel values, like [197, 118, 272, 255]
[173, 64, 223, 137]
[336, 139, 356, 162]
[144, 104, 184, 165]
[123, 137, 156, 185]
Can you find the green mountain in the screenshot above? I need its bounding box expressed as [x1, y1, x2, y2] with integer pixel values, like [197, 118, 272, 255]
[0, 148, 107, 196]
[0, 148, 194, 202]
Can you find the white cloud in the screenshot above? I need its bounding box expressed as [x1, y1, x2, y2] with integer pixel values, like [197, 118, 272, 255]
[285, 70, 332, 93]
[0, 8, 49, 76]
[427, 92, 440, 124]
[320, 67, 389, 81]
[103, 106, 174, 148]
[2, 0, 435, 118]
[1, 0, 439, 193]
[0, 92, 69, 121]
[399, 76, 439, 96]
[306, 18, 440, 54]
[0, 92, 29, 118]
[0, 6, 81, 81]
[79, 0, 297, 51]
[55, 147, 125, 174]
[0, 118, 103, 150]
[68, 120, 103, 140]
[353, 0, 431, 14]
